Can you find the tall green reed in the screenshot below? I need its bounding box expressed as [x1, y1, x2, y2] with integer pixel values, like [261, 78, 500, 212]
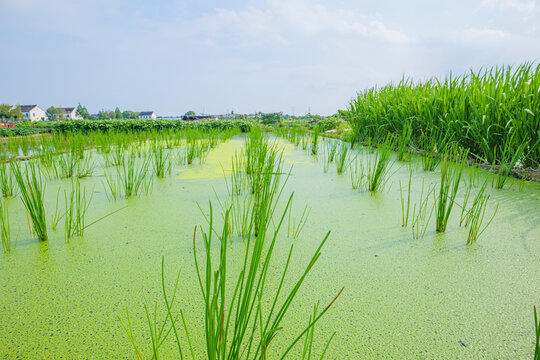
[366, 136, 394, 193]
[11, 161, 48, 241]
[534, 306, 540, 360]
[120, 200, 342, 360]
[0, 162, 17, 198]
[435, 149, 467, 232]
[64, 179, 93, 241]
[0, 199, 10, 252]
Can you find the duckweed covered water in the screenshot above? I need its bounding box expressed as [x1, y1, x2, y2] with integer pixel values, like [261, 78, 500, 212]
[0, 136, 539, 359]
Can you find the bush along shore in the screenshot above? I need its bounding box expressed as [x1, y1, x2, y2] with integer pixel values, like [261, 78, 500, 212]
[1, 119, 252, 137]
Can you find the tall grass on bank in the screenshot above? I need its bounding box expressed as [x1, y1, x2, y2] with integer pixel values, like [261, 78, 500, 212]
[120, 201, 342, 359]
[0, 199, 10, 252]
[343, 63, 540, 169]
[396, 121, 412, 161]
[493, 139, 528, 189]
[11, 161, 48, 241]
[435, 149, 467, 232]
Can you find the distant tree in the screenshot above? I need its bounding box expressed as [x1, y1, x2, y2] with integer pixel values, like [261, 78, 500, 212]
[97, 110, 110, 120]
[0, 104, 12, 119]
[114, 107, 122, 119]
[122, 110, 139, 119]
[260, 112, 282, 125]
[10, 105, 23, 119]
[47, 106, 64, 121]
[185, 110, 196, 116]
[76, 103, 90, 119]
[0, 104, 23, 120]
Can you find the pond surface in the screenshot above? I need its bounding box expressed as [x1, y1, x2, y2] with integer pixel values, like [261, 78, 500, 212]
[0, 136, 539, 359]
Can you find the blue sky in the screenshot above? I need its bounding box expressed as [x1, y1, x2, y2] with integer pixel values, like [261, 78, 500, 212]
[1, 0, 539, 115]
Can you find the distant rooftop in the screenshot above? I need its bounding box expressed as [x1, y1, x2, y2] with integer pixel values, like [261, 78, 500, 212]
[20, 105, 38, 112]
[139, 111, 155, 116]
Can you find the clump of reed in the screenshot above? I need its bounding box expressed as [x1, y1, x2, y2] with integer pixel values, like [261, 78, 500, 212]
[400, 170, 412, 227]
[151, 144, 171, 178]
[396, 121, 412, 161]
[64, 179, 93, 241]
[11, 161, 48, 241]
[420, 131, 450, 172]
[534, 306, 540, 360]
[103, 152, 153, 200]
[120, 152, 153, 198]
[492, 138, 528, 189]
[51, 188, 63, 230]
[366, 136, 394, 193]
[119, 201, 342, 359]
[0, 162, 17, 198]
[288, 203, 311, 239]
[311, 127, 319, 155]
[343, 63, 540, 168]
[336, 143, 349, 174]
[459, 181, 498, 244]
[435, 149, 467, 232]
[0, 199, 10, 252]
[350, 157, 365, 190]
[326, 140, 338, 162]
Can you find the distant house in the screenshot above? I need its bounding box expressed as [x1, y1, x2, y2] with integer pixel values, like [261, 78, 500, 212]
[58, 107, 83, 120]
[19, 105, 46, 121]
[138, 111, 156, 120]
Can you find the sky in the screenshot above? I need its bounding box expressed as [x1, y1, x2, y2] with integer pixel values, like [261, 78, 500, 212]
[1, 0, 539, 116]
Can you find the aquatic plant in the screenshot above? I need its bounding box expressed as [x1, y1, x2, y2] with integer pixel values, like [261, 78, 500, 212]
[400, 170, 412, 227]
[75, 153, 96, 178]
[311, 127, 319, 155]
[119, 152, 153, 198]
[0, 199, 10, 252]
[152, 145, 171, 178]
[11, 161, 48, 241]
[336, 144, 349, 175]
[492, 139, 527, 189]
[461, 181, 498, 244]
[326, 140, 338, 162]
[51, 188, 63, 230]
[64, 179, 93, 241]
[350, 157, 365, 190]
[534, 306, 540, 360]
[465, 194, 498, 245]
[103, 170, 119, 201]
[288, 203, 311, 239]
[366, 136, 394, 193]
[435, 149, 467, 232]
[396, 121, 412, 161]
[0, 162, 17, 198]
[119, 201, 342, 359]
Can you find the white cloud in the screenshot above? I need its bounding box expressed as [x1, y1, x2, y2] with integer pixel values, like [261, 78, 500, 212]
[181, 0, 414, 46]
[451, 28, 513, 46]
[481, 0, 537, 13]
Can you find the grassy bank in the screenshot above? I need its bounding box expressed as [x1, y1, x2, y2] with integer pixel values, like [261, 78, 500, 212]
[341, 63, 540, 169]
